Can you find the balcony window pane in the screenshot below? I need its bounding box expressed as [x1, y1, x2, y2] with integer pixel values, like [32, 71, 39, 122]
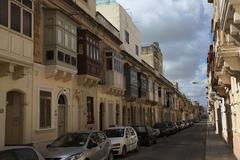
[57, 29, 63, 44]
[58, 51, 64, 61]
[106, 58, 112, 70]
[22, 0, 32, 9]
[65, 54, 70, 64]
[23, 10, 32, 37]
[64, 33, 69, 47]
[86, 43, 89, 56]
[0, 0, 8, 27]
[71, 36, 75, 50]
[11, 3, 21, 33]
[46, 50, 54, 61]
[71, 57, 76, 66]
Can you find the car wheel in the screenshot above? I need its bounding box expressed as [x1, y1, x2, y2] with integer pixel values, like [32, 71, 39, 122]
[107, 151, 113, 160]
[122, 146, 127, 157]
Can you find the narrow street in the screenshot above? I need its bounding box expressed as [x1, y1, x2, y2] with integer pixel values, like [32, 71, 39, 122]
[120, 121, 207, 160]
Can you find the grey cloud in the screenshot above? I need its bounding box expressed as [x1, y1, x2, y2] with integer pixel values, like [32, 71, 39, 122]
[117, 0, 212, 106]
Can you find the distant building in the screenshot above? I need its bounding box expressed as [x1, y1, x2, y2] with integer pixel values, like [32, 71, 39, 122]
[96, 1, 142, 62]
[141, 42, 164, 76]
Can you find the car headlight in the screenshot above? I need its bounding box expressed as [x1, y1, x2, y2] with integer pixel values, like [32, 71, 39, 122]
[112, 143, 121, 147]
[66, 153, 85, 160]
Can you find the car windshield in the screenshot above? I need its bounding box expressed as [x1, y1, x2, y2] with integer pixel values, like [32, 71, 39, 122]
[133, 127, 146, 133]
[104, 129, 124, 138]
[50, 133, 89, 147]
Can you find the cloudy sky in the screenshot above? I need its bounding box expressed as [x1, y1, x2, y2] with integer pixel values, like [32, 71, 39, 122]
[116, 0, 212, 107]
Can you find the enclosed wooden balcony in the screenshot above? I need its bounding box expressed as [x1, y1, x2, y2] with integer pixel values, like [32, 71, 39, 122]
[77, 29, 101, 86]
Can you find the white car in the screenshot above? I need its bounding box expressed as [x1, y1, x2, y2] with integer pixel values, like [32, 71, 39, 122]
[104, 127, 139, 157]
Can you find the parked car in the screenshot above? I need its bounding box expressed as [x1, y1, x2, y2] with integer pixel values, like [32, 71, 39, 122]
[176, 121, 184, 130]
[153, 122, 170, 136]
[167, 122, 178, 134]
[152, 128, 161, 137]
[42, 131, 113, 160]
[132, 125, 157, 146]
[104, 127, 139, 157]
[0, 146, 45, 160]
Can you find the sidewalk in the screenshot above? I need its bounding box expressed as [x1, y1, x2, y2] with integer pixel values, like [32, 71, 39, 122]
[205, 124, 237, 160]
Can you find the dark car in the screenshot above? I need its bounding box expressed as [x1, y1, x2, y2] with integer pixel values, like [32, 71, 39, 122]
[167, 122, 178, 134]
[133, 125, 157, 146]
[153, 122, 170, 136]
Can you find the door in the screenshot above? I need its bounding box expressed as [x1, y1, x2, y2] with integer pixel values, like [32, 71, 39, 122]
[99, 103, 104, 131]
[58, 95, 67, 137]
[5, 91, 24, 145]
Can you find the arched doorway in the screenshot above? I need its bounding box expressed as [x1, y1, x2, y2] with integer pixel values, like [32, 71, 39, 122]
[99, 103, 104, 131]
[58, 94, 68, 136]
[5, 91, 24, 145]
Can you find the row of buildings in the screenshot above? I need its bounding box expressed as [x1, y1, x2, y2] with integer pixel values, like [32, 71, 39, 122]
[207, 0, 240, 159]
[0, 0, 203, 146]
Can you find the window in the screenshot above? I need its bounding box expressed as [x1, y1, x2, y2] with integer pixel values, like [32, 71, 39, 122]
[39, 91, 52, 129]
[23, 10, 32, 37]
[58, 51, 64, 61]
[22, 0, 33, 9]
[71, 36, 75, 50]
[57, 29, 63, 44]
[0, 0, 8, 27]
[46, 50, 54, 61]
[71, 57, 76, 66]
[87, 96, 94, 124]
[65, 54, 70, 64]
[11, 3, 21, 32]
[64, 32, 69, 47]
[125, 30, 129, 44]
[135, 45, 139, 55]
[14, 149, 38, 160]
[158, 87, 162, 97]
[106, 58, 112, 70]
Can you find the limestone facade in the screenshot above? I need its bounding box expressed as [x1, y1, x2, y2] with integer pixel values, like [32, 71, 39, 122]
[0, 0, 201, 147]
[208, 0, 240, 158]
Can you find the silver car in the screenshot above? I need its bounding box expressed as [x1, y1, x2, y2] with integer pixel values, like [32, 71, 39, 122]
[41, 131, 113, 160]
[0, 146, 45, 160]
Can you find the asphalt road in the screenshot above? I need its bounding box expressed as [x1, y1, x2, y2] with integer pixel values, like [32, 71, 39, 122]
[118, 121, 207, 160]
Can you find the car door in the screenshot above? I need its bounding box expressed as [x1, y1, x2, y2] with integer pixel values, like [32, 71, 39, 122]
[97, 132, 109, 159]
[87, 133, 101, 160]
[129, 127, 138, 151]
